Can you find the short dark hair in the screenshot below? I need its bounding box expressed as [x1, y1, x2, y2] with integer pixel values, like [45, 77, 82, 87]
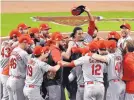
[34, 54, 41, 58]
[70, 27, 82, 38]
[108, 38, 118, 42]
[126, 40, 134, 52]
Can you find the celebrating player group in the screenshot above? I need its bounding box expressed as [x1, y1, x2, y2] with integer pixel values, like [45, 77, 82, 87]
[0, 6, 134, 100]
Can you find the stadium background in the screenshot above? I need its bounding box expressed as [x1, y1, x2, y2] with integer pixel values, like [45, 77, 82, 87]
[1, 1, 134, 100]
[1, 1, 134, 39]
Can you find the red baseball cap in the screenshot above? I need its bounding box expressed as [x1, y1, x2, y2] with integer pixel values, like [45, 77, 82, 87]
[88, 41, 99, 51]
[18, 35, 32, 44]
[33, 46, 44, 55]
[39, 23, 51, 30]
[108, 31, 121, 40]
[120, 23, 131, 30]
[43, 46, 50, 53]
[9, 29, 21, 38]
[106, 40, 117, 49]
[97, 40, 107, 50]
[51, 32, 64, 41]
[17, 23, 31, 30]
[29, 28, 39, 34]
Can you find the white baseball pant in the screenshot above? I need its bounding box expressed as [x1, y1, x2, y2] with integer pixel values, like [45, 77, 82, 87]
[6, 76, 25, 100]
[125, 93, 134, 100]
[84, 81, 105, 100]
[23, 85, 44, 100]
[0, 74, 9, 100]
[106, 80, 126, 100]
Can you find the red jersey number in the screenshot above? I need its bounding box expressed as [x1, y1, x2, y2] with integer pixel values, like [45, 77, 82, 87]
[91, 64, 101, 75]
[115, 62, 121, 73]
[27, 65, 33, 77]
[10, 58, 17, 69]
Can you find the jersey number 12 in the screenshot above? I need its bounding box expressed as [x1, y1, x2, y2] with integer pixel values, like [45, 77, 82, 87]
[91, 64, 101, 75]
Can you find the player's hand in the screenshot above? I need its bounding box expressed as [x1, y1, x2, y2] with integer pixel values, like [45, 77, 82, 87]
[84, 7, 90, 13]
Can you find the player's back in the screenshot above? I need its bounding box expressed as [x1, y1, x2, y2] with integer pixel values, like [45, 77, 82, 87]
[9, 47, 28, 78]
[75, 55, 106, 83]
[107, 49, 123, 81]
[25, 58, 51, 86]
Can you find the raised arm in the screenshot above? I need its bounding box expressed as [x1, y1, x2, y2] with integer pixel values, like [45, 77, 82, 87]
[92, 53, 108, 63]
[84, 8, 96, 36]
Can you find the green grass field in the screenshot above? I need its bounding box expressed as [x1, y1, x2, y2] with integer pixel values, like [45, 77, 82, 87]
[1, 11, 134, 100]
[1, 11, 134, 37]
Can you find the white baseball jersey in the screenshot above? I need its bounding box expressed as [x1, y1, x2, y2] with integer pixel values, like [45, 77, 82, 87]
[70, 66, 84, 85]
[74, 55, 106, 82]
[106, 49, 123, 81]
[68, 40, 86, 49]
[117, 35, 132, 51]
[83, 33, 93, 43]
[9, 47, 28, 78]
[0, 43, 13, 69]
[25, 58, 52, 86]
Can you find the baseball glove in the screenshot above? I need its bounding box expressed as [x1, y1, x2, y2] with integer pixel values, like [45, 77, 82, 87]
[71, 5, 86, 16]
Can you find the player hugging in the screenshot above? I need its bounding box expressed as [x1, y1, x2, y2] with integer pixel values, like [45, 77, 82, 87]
[0, 6, 134, 100]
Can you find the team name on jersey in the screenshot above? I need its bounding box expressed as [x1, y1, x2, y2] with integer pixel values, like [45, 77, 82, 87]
[89, 58, 102, 63]
[115, 56, 121, 61]
[11, 51, 22, 60]
[28, 59, 35, 66]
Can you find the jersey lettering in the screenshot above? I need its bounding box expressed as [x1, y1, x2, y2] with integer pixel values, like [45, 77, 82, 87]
[91, 64, 101, 75]
[115, 61, 121, 73]
[10, 57, 17, 69]
[27, 65, 33, 77]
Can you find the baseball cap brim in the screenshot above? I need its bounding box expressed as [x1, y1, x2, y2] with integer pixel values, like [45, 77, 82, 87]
[120, 24, 130, 30]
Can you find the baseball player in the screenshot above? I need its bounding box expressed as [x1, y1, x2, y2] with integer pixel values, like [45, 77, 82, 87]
[62, 26, 87, 100]
[17, 23, 31, 34]
[92, 40, 126, 100]
[122, 40, 134, 100]
[23, 46, 61, 100]
[0, 41, 9, 100]
[43, 32, 67, 100]
[0, 29, 21, 100]
[39, 23, 51, 39]
[117, 23, 132, 51]
[6, 35, 32, 100]
[68, 65, 84, 100]
[29, 27, 45, 47]
[60, 40, 107, 100]
[0, 42, 12, 100]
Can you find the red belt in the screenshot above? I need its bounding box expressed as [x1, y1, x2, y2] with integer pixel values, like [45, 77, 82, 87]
[87, 81, 94, 84]
[86, 81, 103, 84]
[79, 85, 85, 88]
[112, 79, 120, 82]
[26, 84, 35, 88]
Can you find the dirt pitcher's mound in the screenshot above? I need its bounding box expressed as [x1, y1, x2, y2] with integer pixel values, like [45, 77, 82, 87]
[2, 1, 134, 13]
